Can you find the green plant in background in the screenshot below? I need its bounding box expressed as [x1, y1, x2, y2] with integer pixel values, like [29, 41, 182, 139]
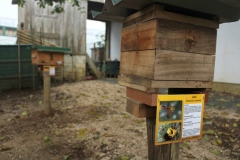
[16, 0, 85, 14]
[96, 34, 105, 48]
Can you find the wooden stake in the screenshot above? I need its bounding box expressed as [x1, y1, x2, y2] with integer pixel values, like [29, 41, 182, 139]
[44, 75, 52, 116]
[146, 118, 179, 160]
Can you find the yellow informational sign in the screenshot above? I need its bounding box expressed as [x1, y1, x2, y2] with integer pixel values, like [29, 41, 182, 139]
[43, 66, 55, 76]
[155, 94, 205, 145]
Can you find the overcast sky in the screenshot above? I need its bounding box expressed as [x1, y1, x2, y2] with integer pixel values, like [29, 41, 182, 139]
[0, 0, 18, 19]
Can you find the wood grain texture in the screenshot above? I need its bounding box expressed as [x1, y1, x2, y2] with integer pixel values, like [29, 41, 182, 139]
[122, 19, 217, 55]
[86, 54, 101, 79]
[154, 50, 215, 81]
[156, 19, 217, 55]
[18, 0, 87, 80]
[124, 4, 164, 23]
[124, 8, 219, 29]
[120, 50, 156, 79]
[32, 50, 64, 66]
[118, 78, 160, 93]
[121, 20, 157, 51]
[120, 50, 215, 81]
[126, 98, 156, 118]
[126, 87, 158, 106]
[147, 118, 179, 160]
[118, 75, 213, 89]
[44, 75, 52, 116]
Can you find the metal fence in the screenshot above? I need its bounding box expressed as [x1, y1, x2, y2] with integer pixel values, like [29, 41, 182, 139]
[0, 45, 39, 91]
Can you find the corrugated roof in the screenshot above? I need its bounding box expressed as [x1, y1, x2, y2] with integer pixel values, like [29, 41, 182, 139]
[0, 36, 17, 45]
[90, 0, 240, 23]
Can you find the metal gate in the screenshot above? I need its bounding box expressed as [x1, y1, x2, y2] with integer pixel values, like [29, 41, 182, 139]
[0, 45, 38, 91]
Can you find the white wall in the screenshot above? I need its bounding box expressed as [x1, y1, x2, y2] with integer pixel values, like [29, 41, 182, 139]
[214, 20, 240, 84]
[110, 22, 122, 61]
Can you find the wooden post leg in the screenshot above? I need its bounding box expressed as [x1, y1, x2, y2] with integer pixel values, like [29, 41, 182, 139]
[146, 118, 179, 160]
[44, 75, 52, 116]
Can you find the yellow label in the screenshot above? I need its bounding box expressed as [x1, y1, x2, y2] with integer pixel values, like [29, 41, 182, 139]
[155, 94, 204, 145]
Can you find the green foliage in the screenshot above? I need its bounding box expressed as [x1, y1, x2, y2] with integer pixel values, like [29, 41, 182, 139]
[96, 34, 105, 47]
[17, 0, 84, 14]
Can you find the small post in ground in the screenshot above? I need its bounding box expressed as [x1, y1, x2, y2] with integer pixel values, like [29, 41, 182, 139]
[43, 67, 52, 116]
[146, 117, 179, 160]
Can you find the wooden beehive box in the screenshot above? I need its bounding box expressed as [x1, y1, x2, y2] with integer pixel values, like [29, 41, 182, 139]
[119, 5, 218, 90]
[31, 46, 71, 66]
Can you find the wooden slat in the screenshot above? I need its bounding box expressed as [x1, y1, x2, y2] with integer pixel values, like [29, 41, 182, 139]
[154, 50, 215, 81]
[123, 4, 219, 29]
[24, 31, 59, 39]
[118, 79, 160, 93]
[147, 118, 179, 160]
[121, 19, 217, 55]
[120, 50, 155, 79]
[156, 19, 217, 55]
[118, 75, 213, 89]
[120, 50, 215, 81]
[124, 4, 164, 23]
[86, 54, 101, 79]
[32, 50, 64, 66]
[121, 20, 157, 51]
[126, 98, 156, 118]
[18, 30, 57, 46]
[126, 87, 158, 106]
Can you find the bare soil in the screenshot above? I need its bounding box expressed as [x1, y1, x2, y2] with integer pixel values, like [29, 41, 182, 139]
[0, 79, 240, 160]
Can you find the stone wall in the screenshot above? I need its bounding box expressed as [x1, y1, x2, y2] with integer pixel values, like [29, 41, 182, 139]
[64, 54, 86, 81]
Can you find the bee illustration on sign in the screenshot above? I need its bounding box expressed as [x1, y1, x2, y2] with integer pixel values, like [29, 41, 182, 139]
[161, 105, 175, 119]
[157, 123, 181, 142]
[159, 101, 182, 121]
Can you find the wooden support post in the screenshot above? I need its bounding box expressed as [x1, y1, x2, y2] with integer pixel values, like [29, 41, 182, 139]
[44, 75, 52, 116]
[126, 98, 156, 118]
[147, 118, 179, 160]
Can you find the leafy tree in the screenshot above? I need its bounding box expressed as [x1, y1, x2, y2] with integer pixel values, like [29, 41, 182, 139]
[16, 0, 84, 14]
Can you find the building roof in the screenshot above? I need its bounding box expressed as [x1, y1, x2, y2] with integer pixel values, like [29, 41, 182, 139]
[32, 45, 71, 53]
[90, 0, 240, 23]
[0, 36, 17, 45]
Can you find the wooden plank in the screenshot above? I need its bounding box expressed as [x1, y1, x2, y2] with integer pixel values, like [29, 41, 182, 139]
[146, 118, 178, 160]
[126, 87, 158, 106]
[118, 75, 213, 89]
[120, 50, 215, 81]
[126, 98, 156, 118]
[154, 50, 215, 81]
[156, 19, 217, 55]
[44, 75, 52, 116]
[124, 4, 164, 23]
[18, 30, 57, 46]
[151, 80, 213, 89]
[118, 79, 160, 93]
[118, 74, 152, 88]
[86, 54, 101, 79]
[121, 20, 157, 51]
[124, 8, 219, 29]
[32, 50, 64, 66]
[26, 31, 59, 39]
[123, 9, 158, 29]
[121, 19, 217, 55]
[120, 50, 156, 79]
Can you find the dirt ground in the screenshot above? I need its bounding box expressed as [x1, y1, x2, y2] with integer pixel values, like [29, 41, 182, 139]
[0, 79, 240, 160]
